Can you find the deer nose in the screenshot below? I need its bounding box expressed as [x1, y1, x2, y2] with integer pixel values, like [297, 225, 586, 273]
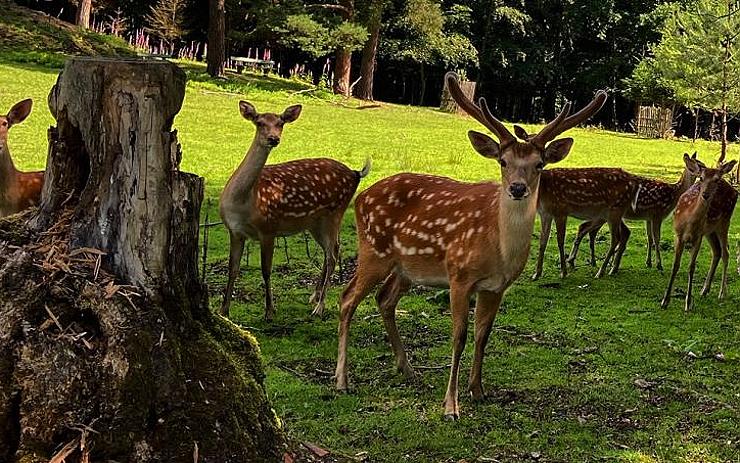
[267, 135, 280, 146]
[509, 182, 528, 199]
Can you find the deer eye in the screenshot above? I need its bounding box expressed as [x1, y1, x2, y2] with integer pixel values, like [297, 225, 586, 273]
[499, 159, 507, 168]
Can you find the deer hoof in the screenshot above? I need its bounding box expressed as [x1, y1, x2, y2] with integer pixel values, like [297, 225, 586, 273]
[469, 386, 485, 402]
[443, 412, 460, 421]
[660, 297, 670, 309]
[399, 364, 416, 381]
[531, 272, 541, 281]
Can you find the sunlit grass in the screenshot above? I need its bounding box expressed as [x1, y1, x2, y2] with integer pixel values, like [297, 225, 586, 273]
[1, 60, 739, 462]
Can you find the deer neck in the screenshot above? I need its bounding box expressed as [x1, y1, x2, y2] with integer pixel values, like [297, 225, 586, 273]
[672, 168, 694, 199]
[224, 137, 272, 204]
[0, 139, 19, 197]
[497, 183, 539, 263]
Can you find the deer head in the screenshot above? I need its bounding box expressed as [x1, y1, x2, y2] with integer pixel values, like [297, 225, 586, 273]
[685, 154, 737, 201]
[446, 72, 606, 200]
[239, 101, 302, 148]
[0, 99, 33, 142]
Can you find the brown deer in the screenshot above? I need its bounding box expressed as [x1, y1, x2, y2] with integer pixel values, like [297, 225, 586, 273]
[0, 99, 44, 218]
[531, 166, 640, 280]
[219, 101, 370, 320]
[566, 152, 699, 271]
[334, 72, 606, 419]
[661, 155, 737, 312]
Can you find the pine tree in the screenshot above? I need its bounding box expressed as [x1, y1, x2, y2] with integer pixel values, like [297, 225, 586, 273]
[146, 0, 187, 47]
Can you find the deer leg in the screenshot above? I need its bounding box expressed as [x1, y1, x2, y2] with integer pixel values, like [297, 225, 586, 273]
[532, 213, 552, 280]
[260, 235, 276, 321]
[652, 219, 664, 271]
[596, 217, 621, 278]
[685, 237, 703, 312]
[588, 227, 598, 266]
[336, 257, 390, 392]
[376, 273, 414, 380]
[555, 216, 568, 278]
[661, 239, 684, 309]
[310, 218, 340, 317]
[645, 220, 653, 268]
[610, 221, 631, 275]
[701, 233, 721, 297]
[718, 227, 730, 299]
[468, 290, 502, 402]
[568, 220, 596, 268]
[443, 281, 474, 421]
[221, 232, 246, 317]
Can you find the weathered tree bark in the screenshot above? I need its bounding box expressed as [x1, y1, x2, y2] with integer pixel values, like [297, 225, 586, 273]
[440, 78, 476, 115]
[355, 2, 382, 100]
[76, 0, 92, 28]
[0, 58, 282, 462]
[207, 0, 226, 77]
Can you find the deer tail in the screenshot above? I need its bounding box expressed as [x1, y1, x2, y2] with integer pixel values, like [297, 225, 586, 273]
[357, 157, 372, 179]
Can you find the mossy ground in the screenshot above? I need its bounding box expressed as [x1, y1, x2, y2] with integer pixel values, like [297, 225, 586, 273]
[1, 57, 739, 462]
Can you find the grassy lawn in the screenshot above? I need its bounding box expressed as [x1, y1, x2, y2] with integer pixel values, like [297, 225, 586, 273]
[1, 60, 739, 463]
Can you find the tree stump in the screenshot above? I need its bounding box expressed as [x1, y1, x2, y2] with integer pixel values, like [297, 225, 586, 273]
[0, 58, 282, 462]
[440, 78, 476, 114]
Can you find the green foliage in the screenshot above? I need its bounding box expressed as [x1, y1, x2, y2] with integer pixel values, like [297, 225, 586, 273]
[277, 14, 367, 59]
[330, 21, 369, 52]
[278, 14, 332, 59]
[621, 58, 675, 104]
[382, 0, 478, 70]
[651, 0, 740, 111]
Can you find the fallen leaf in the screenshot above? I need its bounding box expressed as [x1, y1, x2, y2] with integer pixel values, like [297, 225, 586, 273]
[304, 441, 329, 457]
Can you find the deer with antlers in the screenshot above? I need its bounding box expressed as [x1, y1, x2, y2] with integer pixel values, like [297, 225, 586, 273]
[661, 155, 737, 311]
[219, 101, 370, 320]
[334, 73, 606, 419]
[565, 153, 699, 271]
[0, 99, 43, 219]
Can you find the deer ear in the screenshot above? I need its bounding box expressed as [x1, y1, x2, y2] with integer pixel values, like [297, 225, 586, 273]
[239, 101, 258, 121]
[683, 153, 701, 174]
[467, 130, 500, 159]
[513, 125, 529, 141]
[691, 151, 697, 159]
[7, 99, 32, 126]
[543, 138, 573, 164]
[281, 105, 302, 123]
[720, 160, 736, 176]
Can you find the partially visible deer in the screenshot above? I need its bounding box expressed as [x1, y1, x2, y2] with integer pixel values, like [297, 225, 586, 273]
[0, 99, 44, 218]
[661, 156, 737, 311]
[335, 72, 606, 419]
[531, 166, 640, 280]
[220, 101, 370, 320]
[567, 152, 699, 271]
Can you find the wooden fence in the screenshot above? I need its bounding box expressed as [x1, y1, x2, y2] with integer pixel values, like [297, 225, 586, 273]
[636, 105, 673, 138]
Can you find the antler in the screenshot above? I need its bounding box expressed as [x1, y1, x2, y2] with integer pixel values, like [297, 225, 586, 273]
[530, 90, 608, 147]
[445, 72, 515, 146]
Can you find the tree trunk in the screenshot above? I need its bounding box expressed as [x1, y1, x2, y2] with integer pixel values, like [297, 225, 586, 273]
[0, 58, 282, 462]
[355, 4, 382, 100]
[76, 0, 92, 28]
[333, 48, 352, 96]
[693, 108, 699, 143]
[332, 0, 354, 96]
[207, 0, 226, 77]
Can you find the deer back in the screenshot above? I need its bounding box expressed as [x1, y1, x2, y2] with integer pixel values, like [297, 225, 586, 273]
[254, 158, 361, 226]
[539, 168, 639, 217]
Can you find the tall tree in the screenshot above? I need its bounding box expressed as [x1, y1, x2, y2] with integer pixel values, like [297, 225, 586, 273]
[146, 0, 188, 48]
[207, 0, 226, 76]
[651, 0, 740, 164]
[76, 0, 93, 28]
[355, 0, 386, 100]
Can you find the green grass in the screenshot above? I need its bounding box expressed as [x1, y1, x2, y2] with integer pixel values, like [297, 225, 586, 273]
[0, 0, 134, 67]
[1, 59, 740, 463]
